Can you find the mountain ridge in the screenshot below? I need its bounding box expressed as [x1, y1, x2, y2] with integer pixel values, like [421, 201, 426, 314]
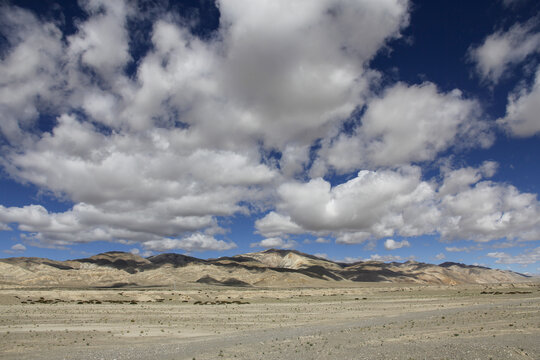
[0, 249, 530, 288]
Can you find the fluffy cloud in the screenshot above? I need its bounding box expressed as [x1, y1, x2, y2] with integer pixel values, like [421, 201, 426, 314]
[366, 254, 405, 262]
[487, 247, 540, 265]
[256, 162, 540, 244]
[471, 17, 540, 137]
[0, 6, 64, 144]
[11, 243, 26, 252]
[0, 203, 221, 247]
[1, 1, 539, 257]
[469, 20, 540, 83]
[4, 115, 275, 206]
[438, 161, 498, 196]
[0, 1, 413, 251]
[0, 113, 275, 248]
[429, 163, 540, 243]
[142, 233, 236, 252]
[113, 0, 411, 149]
[254, 212, 305, 238]
[3, 243, 27, 254]
[67, 0, 132, 79]
[384, 239, 410, 250]
[269, 166, 439, 237]
[250, 237, 297, 249]
[435, 253, 446, 260]
[319, 82, 492, 172]
[335, 232, 373, 245]
[497, 66, 540, 136]
[438, 177, 540, 243]
[215, 0, 410, 148]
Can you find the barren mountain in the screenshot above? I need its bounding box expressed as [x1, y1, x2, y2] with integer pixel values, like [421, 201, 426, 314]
[0, 249, 529, 288]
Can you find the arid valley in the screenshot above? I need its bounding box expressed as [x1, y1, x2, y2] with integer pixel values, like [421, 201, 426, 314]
[1, 250, 539, 359]
[1, 283, 539, 360]
[2, 1, 540, 359]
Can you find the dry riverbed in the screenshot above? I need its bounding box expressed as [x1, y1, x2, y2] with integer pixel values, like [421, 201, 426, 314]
[1, 282, 539, 359]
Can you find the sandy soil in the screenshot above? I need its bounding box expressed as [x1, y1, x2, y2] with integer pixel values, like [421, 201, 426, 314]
[0, 282, 539, 359]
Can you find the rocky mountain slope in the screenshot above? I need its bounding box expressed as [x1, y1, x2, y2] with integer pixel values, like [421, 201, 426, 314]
[0, 249, 530, 288]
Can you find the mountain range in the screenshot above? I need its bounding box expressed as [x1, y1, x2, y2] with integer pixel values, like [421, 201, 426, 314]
[0, 249, 530, 288]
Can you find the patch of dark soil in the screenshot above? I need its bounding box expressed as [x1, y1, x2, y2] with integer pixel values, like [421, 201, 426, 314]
[196, 275, 251, 287]
[42, 261, 73, 270]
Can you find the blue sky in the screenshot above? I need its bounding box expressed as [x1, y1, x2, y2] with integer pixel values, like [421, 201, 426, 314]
[1, 0, 539, 274]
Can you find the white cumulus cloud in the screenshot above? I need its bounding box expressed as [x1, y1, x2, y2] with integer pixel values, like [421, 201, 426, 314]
[384, 239, 410, 250]
[497, 66, 540, 137]
[435, 253, 446, 260]
[487, 247, 540, 265]
[319, 82, 492, 172]
[255, 162, 540, 245]
[1, 1, 539, 259]
[142, 233, 236, 252]
[250, 237, 297, 249]
[0, 0, 412, 251]
[3, 243, 27, 254]
[366, 254, 404, 262]
[262, 166, 439, 240]
[469, 20, 540, 84]
[255, 212, 305, 238]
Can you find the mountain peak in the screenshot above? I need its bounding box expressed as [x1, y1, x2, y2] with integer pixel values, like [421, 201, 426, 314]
[240, 248, 341, 270]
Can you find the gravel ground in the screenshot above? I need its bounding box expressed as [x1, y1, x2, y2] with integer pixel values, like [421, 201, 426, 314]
[0, 283, 538, 359]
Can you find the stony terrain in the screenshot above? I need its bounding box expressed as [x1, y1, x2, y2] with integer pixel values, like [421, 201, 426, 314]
[0, 282, 539, 359]
[0, 249, 530, 288]
[0, 250, 537, 359]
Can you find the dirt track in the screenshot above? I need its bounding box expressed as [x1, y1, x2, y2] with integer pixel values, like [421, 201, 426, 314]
[1, 283, 539, 359]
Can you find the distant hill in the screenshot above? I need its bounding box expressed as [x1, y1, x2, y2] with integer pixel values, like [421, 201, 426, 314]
[0, 249, 530, 288]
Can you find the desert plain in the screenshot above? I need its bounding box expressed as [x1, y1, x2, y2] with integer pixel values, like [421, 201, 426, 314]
[1, 282, 539, 360]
